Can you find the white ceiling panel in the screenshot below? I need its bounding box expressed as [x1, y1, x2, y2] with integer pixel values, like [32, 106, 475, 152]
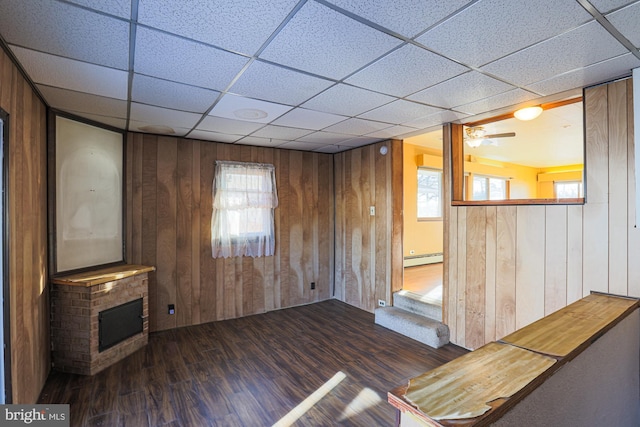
[196, 116, 265, 135]
[313, 145, 346, 153]
[187, 129, 243, 144]
[481, 21, 628, 87]
[0, 0, 129, 69]
[259, 0, 402, 79]
[38, 85, 127, 119]
[358, 99, 442, 124]
[606, 2, 640, 47]
[129, 103, 202, 131]
[134, 27, 249, 90]
[228, 61, 334, 105]
[235, 136, 288, 147]
[526, 53, 640, 96]
[301, 84, 395, 116]
[251, 125, 314, 140]
[416, 0, 592, 67]
[208, 94, 293, 124]
[455, 89, 540, 116]
[66, 112, 128, 130]
[272, 108, 348, 130]
[403, 110, 470, 129]
[132, 74, 220, 114]
[339, 136, 384, 147]
[11, 46, 128, 99]
[408, 71, 515, 109]
[366, 125, 417, 138]
[346, 44, 469, 97]
[325, 0, 474, 38]
[128, 120, 192, 137]
[297, 131, 357, 144]
[276, 141, 327, 151]
[589, 0, 639, 13]
[323, 118, 392, 136]
[67, 0, 131, 19]
[138, 0, 299, 55]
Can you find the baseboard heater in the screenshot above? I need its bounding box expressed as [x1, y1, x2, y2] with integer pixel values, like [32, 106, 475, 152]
[404, 253, 443, 268]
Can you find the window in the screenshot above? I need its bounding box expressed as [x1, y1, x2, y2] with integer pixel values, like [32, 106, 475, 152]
[472, 175, 507, 201]
[555, 181, 583, 199]
[417, 168, 442, 219]
[211, 161, 278, 258]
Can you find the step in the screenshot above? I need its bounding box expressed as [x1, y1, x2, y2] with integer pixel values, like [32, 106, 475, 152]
[374, 306, 449, 349]
[393, 290, 442, 322]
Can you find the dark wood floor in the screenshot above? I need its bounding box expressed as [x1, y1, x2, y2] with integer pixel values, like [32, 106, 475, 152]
[38, 299, 467, 426]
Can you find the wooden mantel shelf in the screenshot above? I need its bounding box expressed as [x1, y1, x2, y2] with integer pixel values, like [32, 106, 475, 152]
[388, 293, 640, 426]
[51, 264, 156, 287]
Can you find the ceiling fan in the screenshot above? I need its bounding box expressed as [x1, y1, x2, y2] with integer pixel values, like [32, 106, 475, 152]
[465, 126, 516, 148]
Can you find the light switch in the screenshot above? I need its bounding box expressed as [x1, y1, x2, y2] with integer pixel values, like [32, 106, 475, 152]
[370, 206, 375, 216]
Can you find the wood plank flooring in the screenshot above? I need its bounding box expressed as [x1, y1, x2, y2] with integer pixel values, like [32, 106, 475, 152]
[403, 264, 443, 301]
[38, 299, 467, 426]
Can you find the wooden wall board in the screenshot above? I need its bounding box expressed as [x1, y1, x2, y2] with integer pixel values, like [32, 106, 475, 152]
[515, 206, 545, 330]
[484, 206, 497, 343]
[566, 205, 584, 304]
[456, 206, 467, 348]
[627, 78, 640, 298]
[465, 207, 486, 349]
[544, 206, 567, 315]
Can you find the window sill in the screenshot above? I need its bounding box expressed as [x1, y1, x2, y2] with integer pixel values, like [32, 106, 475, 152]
[452, 198, 584, 206]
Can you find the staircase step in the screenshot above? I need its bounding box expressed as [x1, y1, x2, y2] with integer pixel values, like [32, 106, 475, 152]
[393, 291, 442, 322]
[374, 306, 449, 349]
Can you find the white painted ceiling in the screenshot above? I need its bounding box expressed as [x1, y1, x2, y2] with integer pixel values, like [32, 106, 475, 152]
[1, 0, 639, 153]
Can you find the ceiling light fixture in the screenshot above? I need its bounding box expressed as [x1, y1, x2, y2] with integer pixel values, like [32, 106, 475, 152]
[465, 138, 484, 148]
[514, 106, 543, 121]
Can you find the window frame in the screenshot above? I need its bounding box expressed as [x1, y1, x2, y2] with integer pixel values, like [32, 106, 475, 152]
[417, 167, 443, 221]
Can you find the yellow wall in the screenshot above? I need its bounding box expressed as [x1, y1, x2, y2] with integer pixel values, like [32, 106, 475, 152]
[403, 143, 443, 258]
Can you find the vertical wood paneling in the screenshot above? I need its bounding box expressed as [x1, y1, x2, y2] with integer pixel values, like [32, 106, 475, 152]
[544, 206, 567, 315]
[126, 136, 334, 330]
[515, 206, 545, 329]
[465, 207, 486, 349]
[484, 206, 497, 343]
[1, 47, 49, 403]
[445, 78, 636, 350]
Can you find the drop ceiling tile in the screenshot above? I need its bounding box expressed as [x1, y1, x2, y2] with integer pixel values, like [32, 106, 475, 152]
[67, 112, 127, 130]
[134, 27, 249, 90]
[138, 0, 299, 55]
[589, 0, 638, 13]
[403, 110, 470, 129]
[187, 129, 243, 143]
[276, 141, 327, 151]
[366, 125, 417, 138]
[229, 61, 334, 105]
[323, 118, 392, 136]
[259, 0, 401, 79]
[416, 0, 592, 67]
[129, 120, 192, 137]
[235, 136, 289, 147]
[455, 89, 539, 115]
[251, 125, 314, 140]
[11, 46, 128, 99]
[67, 0, 131, 18]
[271, 108, 348, 130]
[527, 53, 640, 96]
[302, 84, 395, 116]
[358, 100, 442, 124]
[132, 74, 220, 114]
[209, 94, 292, 124]
[130, 103, 202, 131]
[346, 44, 469, 97]
[198, 116, 265, 135]
[408, 71, 515, 109]
[339, 136, 383, 147]
[606, 2, 640, 47]
[313, 145, 346, 154]
[37, 85, 127, 118]
[0, 0, 129, 69]
[297, 131, 355, 144]
[325, 0, 474, 38]
[481, 21, 628, 87]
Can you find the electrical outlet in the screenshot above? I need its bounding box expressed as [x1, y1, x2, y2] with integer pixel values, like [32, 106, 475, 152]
[370, 206, 375, 216]
[168, 304, 175, 315]
[310, 282, 316, 290]
[378, 299, 386, 307]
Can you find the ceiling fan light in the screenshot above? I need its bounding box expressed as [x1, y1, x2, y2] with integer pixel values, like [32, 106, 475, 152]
[466, 138, 483, 148]
[514, 106, 543, 121]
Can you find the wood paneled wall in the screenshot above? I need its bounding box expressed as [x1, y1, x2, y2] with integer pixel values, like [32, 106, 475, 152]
[334, 140, 403, 312]
[125, 134, 334, 331]
[445, 78, 638, 350]
[0, 47, 49, 402]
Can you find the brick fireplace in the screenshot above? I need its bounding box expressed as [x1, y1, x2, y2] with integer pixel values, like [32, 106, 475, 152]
[50, 264, 154, 375]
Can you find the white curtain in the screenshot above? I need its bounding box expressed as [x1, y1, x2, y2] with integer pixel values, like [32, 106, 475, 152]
[211, 161, 278, 258]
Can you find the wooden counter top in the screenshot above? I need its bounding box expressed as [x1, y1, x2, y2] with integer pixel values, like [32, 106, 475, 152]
[388, 293, 640, 426]
[51, 264, 156, 287]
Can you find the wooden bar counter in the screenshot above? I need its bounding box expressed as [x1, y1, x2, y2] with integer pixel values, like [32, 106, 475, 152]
[388, 293, 640, 426]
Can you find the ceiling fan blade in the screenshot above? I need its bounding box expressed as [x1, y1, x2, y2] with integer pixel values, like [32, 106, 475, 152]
[485, 132, 516, 139]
